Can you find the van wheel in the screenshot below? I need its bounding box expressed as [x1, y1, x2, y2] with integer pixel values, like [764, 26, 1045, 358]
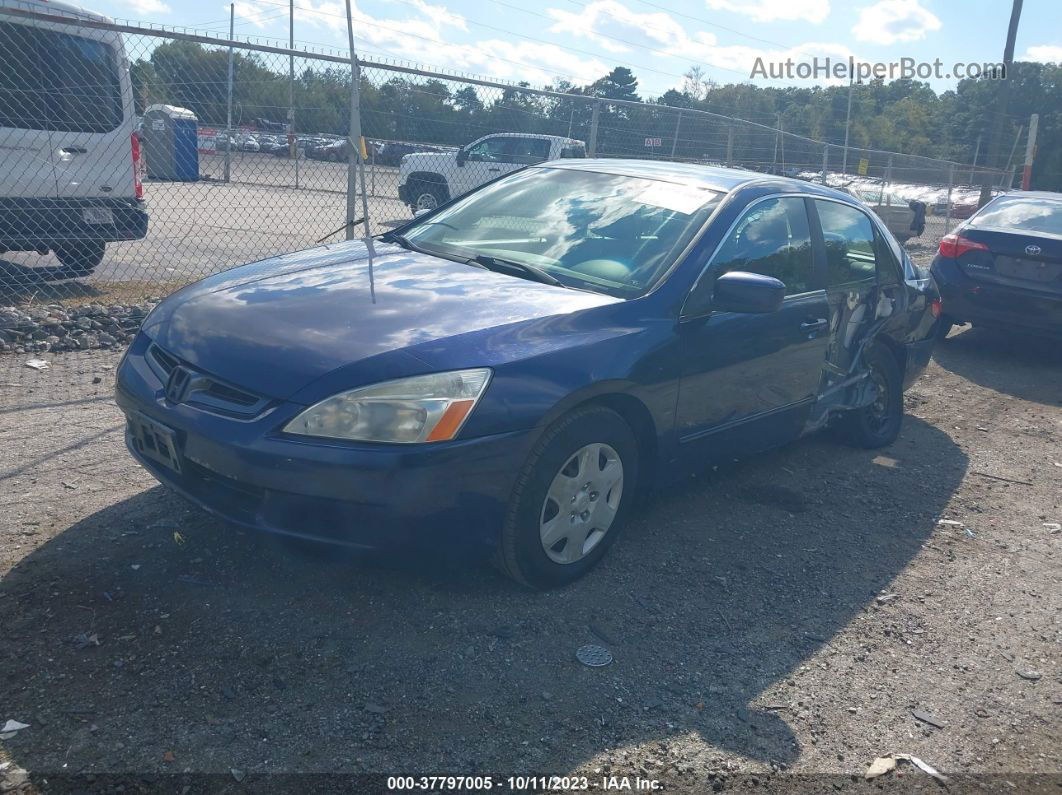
[840, 345, 903, 448]
[494, 406, 638, 589]
[54, 241, 105, 277]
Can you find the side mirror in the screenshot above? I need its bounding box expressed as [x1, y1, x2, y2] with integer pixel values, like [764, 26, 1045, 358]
[456, 148, 467, 167]
[712, 271, 786, 313]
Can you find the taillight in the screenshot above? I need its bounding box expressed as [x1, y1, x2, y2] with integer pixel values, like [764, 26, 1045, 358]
[938, 233, 987, 258]
[930, 298, 942, 319]
[131, 131, 143, 200]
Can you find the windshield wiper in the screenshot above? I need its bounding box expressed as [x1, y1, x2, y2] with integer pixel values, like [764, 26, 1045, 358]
[466, 254, 566, 288]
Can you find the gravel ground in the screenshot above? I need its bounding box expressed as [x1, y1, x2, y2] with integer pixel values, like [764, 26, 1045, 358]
[0, 327, 1059, 794]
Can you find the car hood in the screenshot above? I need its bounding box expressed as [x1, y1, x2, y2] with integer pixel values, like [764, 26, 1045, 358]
[144, 240, 619, 401]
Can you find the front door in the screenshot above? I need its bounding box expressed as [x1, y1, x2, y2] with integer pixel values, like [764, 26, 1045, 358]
[676, 196, 830, 457]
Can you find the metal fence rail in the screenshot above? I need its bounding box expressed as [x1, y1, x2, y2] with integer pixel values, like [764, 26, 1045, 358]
[0, 6, 1012, 335]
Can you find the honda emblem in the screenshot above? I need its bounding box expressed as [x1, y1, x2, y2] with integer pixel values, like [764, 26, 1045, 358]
[165, 366, 191, 403]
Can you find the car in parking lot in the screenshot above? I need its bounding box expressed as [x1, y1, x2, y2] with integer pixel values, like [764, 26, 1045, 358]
[116, 160, 939, 588]
[838, 185, 924, 243]
[398, 133, 585, 212]
[932, 191, 1062, 339]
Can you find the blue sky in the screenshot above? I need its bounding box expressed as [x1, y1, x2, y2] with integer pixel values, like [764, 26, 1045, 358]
[89, 0, 1062, 97]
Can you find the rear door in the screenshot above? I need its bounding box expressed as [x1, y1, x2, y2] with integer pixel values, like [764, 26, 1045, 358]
[811, 198, 907, 385]
[0, 19, 57, 197]
[44, 24, 134, 202]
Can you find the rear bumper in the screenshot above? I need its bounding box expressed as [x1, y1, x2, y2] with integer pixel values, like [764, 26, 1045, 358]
[114, 337, 532, 550]
[932, 256, 1062, 336]
[0, 197, 148, 249]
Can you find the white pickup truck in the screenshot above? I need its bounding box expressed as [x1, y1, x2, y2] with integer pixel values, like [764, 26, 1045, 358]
[397, 133, 586, 213]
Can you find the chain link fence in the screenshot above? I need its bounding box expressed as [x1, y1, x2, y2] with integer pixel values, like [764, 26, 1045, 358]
[1, 6, 1012, 358]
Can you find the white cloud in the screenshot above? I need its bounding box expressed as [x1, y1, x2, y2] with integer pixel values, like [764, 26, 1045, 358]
[852, 0, 941, 45]
[547, 0, 717, 57]
[705, 0, 830, 24]
[1024, 45, 1062, 63]
[123, 0, 171, 14]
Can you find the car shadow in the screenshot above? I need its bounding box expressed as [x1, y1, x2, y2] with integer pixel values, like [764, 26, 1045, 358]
[933, 325, 1062, 406]
[0, 417, 965, 782]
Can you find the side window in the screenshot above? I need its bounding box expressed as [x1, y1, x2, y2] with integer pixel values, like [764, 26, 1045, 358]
[560, 141, 586, 159]
[711, 197, 814, 296]
[466, 137, 514, 163]
[814, 200, 877, 286]
[51, 33, 123, 133]
[510, 137, 550, 164]
[0, 22, 48, 130]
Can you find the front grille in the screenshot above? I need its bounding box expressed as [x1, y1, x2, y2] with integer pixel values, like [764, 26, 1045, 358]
[148, 343, 179, 375]
[146, 343, 269, 418]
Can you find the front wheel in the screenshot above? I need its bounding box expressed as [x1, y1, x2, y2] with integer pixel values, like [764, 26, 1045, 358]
[839, 345, 903, 448]
[408, 181, 446, 214]
[495, 406, 639, 589]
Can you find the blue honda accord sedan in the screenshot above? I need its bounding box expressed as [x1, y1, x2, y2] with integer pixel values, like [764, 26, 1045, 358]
[116, 160, 940, 587]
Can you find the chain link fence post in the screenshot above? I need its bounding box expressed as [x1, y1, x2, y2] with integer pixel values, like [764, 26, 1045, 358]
[223, 3, 233, 183]
[821, 145, 828, 184]
[588, 99, 600, 157]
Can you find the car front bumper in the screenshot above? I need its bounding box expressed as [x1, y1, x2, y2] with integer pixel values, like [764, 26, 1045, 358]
[115, 336, 533, 550]
[932, 257, 1062, 336]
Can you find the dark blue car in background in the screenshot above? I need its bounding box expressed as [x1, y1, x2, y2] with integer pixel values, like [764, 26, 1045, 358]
[116, 160, 940, 588]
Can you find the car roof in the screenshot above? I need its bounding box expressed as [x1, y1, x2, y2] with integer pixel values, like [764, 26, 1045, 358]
[998, 190, 1062, 201]
[541, 158, 858, 200]
[479, 133, 579, 142]
[0, 0, 112, 22]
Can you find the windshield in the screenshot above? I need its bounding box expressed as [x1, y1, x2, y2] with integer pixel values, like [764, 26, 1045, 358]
[970, 196, 1062, 236]
[399, 167, 724, 297]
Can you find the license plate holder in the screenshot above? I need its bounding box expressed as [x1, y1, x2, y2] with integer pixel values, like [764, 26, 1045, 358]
[128, 412, 182, 474]
[83, 207, 115, 225]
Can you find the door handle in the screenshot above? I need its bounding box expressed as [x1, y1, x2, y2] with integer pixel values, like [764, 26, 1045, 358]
[800, 318, 829, 332]
[60, 146, 88, 155]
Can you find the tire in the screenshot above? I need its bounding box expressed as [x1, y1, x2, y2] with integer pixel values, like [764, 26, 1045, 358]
[839, 344, 903, 449]
[408, 180, 447, 214]
[495, 406, 639, 589]
[53, 241, 105, 277]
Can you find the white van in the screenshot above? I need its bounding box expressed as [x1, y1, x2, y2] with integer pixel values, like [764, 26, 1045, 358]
[0, 0, 147, 277]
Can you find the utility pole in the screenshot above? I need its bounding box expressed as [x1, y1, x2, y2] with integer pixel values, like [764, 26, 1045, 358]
[842, 74, 854, 175]
[289, 0, 299, 188]
[1022, 113, 1039, 190]
[979, 0, 1023, 206]
[224, 2, 233, 183]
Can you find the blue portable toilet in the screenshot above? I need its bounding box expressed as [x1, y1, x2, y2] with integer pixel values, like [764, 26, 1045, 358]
[142, 104, 199, 181]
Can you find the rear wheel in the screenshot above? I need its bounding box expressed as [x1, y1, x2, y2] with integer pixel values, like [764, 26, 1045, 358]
[495, 406, 638, 589]
[53, 241, 105, 277]
[839, 345, 903, 448]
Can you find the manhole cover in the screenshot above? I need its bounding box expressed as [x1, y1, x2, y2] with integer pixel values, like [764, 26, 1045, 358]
[576, 644, 613, 667]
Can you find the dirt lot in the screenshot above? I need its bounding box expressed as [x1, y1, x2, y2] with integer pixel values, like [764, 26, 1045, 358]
[0, 324, 1058, 793]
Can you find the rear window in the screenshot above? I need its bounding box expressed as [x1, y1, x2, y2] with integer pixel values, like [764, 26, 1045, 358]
[969, 197, 1062, 236]
[0, 21, 122, 133]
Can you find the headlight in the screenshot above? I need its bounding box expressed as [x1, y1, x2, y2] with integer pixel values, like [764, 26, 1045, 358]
[283, 368, 491, 443]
